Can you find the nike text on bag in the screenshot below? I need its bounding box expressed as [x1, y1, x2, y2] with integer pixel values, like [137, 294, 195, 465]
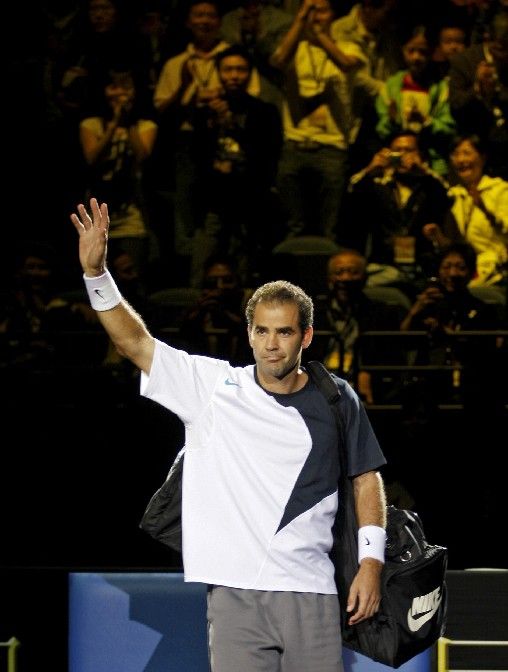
[334, 504, 448, 668]
[305, 361, 448, 668]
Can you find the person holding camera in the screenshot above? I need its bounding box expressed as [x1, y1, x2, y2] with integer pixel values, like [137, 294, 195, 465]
[400, 242, 501, 404]
[310, 249, 408, 404]
[344, 130, 451, 292]
[179, 254, 253, 365]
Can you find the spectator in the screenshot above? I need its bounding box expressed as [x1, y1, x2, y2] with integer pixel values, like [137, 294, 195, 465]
[448, 10, 508, 179]
[180, 255, 253, 364]
[423, 134, 508, 286]
[375, 24, 456, 176]
[431, 17, 468, 79]
[0, 242, 100, 370]
[56, 0, 151, 116]
[330, 0, 405, 169]
[78, 68, 158, 276]
[270, 0, 365, 241]
[152, 1, 261, 266]
[310, 249, 408, 404]
[400, 241, 502, 404]
[109, 249, 149, 313]
[135, 1, 184, 94]
[219, 0, 293, 108]
[346, 130, 451, 290]
[188, 45, 283, 286]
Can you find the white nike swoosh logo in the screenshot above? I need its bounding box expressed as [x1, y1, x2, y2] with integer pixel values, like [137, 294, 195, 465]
[407, 604, 440, 632]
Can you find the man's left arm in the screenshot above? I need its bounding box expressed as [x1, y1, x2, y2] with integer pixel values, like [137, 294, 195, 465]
[347, 470, 387, 625]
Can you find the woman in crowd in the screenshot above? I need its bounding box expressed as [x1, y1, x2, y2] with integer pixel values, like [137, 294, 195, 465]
[423, 134, 508, 286]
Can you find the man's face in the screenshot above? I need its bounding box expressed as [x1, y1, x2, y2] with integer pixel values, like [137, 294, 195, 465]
[327, 253, 366, 302]
[438, 252, 471, 292]
[439, 27, 467, 59]
[218, 55, 251, 93]
[390, 134, 421, 173]
[89, 0, 116, 32]
[248, 301, 312, 383]
[203, 263, 237, 292]
[20, 256, 51, 290]
[490, 38, 508, 66]
[187, 3, 220, 40]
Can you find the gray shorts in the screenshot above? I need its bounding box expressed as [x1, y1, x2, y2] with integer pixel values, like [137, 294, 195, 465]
[207, 586, 343, 672]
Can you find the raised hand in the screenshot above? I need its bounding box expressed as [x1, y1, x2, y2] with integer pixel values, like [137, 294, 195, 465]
[367, 147, 391, 172]
[297, 0, 316, 22]
[70, 197, 109, 277]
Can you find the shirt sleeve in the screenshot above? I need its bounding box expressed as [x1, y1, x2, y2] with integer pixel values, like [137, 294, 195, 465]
[140, 338, 227, 424]
[337, 378, 387, 476]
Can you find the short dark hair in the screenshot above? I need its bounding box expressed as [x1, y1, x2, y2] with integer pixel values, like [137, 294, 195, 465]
[327, 249, 367, 276]
[449, 134, 487, 157]
[245, 280, 314, 332]
[388, 129, 432, 162]
[216, 44, 253, 71]
[187, 1, 222, 18]
[387, 129, 421, 148]
[437, 242, 477, 276]
[401, 24, 435, 50]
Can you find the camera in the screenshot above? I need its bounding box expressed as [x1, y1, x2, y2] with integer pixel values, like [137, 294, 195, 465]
[426, 276, 444, 292]
[388, 151, 402, 167]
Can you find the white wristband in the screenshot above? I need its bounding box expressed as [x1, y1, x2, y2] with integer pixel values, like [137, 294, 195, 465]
[84, 270, 122, 311]
[358, 525, 386, 564]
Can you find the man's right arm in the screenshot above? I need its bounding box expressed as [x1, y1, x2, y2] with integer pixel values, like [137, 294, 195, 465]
[93, 299, 154, 375]
[70, 198, 155, 375]
[269, 1, 310, 69]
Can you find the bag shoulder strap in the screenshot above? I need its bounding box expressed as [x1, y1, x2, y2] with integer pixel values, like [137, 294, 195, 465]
[306, 360, 346, 468]
[306, 360, 342, 405]
[306, 361, 359, 599]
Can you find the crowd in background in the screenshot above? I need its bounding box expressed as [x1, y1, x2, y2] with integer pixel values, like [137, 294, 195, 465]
[3, 0, 508, 569]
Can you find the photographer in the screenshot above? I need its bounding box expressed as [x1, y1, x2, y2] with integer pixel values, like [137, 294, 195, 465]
[400, 242, 501, 404]
[310, 249, 408, 404]
[180, 255, 253, 365]
[344, 130, 451, 291]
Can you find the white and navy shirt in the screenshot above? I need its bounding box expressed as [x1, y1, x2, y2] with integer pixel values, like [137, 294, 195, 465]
[141, 339, 385, 593]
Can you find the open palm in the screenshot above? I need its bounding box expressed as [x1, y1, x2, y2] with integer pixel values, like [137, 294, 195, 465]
[70, 198, 109, 276]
